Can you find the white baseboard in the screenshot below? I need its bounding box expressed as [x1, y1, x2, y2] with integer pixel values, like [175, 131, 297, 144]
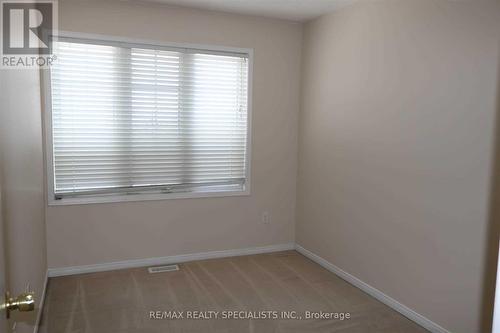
[33, 271, 49, 333]
[47, 243, 295, 277]
[295, 244, 450, 333]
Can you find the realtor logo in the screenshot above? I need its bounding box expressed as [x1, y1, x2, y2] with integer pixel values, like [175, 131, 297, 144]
[1, 0, 57, 67]
[2, 0, 55, 54]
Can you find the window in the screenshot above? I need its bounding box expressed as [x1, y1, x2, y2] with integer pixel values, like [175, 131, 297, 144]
[45, 35, 251, 204]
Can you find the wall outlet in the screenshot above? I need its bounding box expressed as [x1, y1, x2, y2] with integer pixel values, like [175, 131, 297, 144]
[262, 211, 270, 224]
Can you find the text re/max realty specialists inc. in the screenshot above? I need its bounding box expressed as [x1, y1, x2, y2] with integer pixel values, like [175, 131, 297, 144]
[150, 310, 351, 321]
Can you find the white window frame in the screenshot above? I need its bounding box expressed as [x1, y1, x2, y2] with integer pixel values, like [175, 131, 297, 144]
[43, 31, 253, 206]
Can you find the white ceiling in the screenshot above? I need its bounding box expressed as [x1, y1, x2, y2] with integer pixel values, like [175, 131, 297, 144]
[143, 0, 357, 22]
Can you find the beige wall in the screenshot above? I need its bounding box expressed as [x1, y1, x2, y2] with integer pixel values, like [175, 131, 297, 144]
[297, 1, 500, 333]
[0, 70, 47, 332]
[45, 0, 302, 268]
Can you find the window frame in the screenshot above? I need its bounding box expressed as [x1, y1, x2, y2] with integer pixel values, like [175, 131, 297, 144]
[43, 31, 253, 206]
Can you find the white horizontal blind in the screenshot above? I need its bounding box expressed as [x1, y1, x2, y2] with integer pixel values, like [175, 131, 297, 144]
[50, 38, 249, 199]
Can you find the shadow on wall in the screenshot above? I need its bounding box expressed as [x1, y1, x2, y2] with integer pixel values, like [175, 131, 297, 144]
[482, 42, 500, 333]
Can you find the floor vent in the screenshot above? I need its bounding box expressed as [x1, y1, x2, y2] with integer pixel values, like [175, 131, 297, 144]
[148, 264, 180, 274]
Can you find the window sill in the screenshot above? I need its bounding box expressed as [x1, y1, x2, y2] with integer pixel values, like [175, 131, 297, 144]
[47, 188, 251, 206]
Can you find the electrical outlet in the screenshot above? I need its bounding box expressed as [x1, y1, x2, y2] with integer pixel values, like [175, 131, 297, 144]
[262, 211, 270, 224]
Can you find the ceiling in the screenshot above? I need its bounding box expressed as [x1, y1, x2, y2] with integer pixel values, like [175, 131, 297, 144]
[142, 0, 357, 22]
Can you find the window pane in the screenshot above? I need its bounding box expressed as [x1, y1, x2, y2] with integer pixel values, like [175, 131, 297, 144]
[50, 38, 249, 198]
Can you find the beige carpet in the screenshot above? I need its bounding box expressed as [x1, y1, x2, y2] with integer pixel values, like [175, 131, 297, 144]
[39, 251, 428, 333]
